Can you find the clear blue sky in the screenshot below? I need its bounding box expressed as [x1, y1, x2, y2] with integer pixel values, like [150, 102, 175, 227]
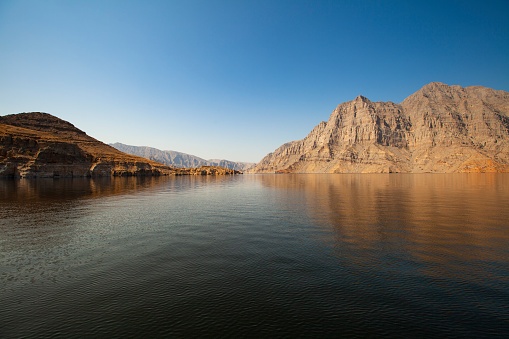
[1, 0, 508, 162]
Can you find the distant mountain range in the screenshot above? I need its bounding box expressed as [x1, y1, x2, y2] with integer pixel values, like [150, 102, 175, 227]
[250, 82, 509, 173]
[110, 143, 255, 171]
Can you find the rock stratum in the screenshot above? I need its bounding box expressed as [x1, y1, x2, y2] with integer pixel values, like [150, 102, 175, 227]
[110, 143, 254, 171]
[0, 113, 241, 178]
[250, 82, 509, 173]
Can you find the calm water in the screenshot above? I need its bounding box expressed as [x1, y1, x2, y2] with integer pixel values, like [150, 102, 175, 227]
[1, 174, 509, 338]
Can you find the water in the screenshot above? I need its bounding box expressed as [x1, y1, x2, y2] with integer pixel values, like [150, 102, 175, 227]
[1, 174, 509, 338]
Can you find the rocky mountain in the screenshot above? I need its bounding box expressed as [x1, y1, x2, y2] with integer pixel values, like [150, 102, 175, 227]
[250, 82, 509, 173]
[0, 112, 177, 178]
[110, 143, 254, 171]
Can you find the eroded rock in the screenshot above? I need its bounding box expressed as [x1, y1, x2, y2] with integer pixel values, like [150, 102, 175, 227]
[250, 83, 509, 173]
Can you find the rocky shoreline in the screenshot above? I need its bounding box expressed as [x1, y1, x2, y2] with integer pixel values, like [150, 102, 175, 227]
[0, 113, 242, 178]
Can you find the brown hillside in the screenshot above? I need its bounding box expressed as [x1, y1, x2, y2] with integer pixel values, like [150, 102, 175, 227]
[0, 112, 176, 178]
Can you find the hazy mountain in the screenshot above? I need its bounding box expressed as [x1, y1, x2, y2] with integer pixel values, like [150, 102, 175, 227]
[110, 143, 254, 171]
[0, 112, 175, 178]
[250, 82, 509, 173]
[207, 159, 254, 171]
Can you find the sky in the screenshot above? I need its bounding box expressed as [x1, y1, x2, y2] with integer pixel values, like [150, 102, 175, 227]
[1, 0, 508, 163]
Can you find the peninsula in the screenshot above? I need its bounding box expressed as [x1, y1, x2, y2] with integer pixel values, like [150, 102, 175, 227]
[0, 112, 240, 178]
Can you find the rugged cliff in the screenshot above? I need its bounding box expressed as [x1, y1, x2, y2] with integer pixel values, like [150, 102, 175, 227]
[250, 82, 509, 173]
[0, 112, 176, 178]
[110, 143, 254, 171]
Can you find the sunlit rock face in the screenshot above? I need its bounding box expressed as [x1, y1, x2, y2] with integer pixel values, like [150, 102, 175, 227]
[0, 112, 175, 178]
[250, 82, 509, 173]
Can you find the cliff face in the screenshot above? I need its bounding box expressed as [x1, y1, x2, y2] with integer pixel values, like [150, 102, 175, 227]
[250, 83, 509, 173]
[0, 112, 175, 178]
[110, 143, 254, 171]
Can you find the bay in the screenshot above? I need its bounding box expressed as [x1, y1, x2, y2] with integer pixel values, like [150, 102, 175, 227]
[1, 174, 509, 337]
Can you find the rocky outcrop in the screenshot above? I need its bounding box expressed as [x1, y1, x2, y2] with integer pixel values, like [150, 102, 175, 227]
[175, 166, 241, 175]
[110, 143, 254, 170]
[0, 112, 177, 178]
[250, 82, 509, 173]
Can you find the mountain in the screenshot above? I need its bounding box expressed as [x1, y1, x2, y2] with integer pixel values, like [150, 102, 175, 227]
[110, 143, 254, 171]
[110, 143, 208, 168]
[0, 112, 177, 178]
[250, 82, 509, 173]
[207, 159, 254, 171]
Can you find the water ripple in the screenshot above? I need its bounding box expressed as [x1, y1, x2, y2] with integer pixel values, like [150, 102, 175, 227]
[1, 175, 509, 337]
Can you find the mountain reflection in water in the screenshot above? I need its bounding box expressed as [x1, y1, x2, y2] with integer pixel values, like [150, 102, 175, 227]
[1, 174, 508, 337]
[260, 174, 509, 295]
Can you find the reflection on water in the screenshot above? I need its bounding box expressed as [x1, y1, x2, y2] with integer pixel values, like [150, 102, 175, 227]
[0, 176, 239, 246]
[262, 173, 509, 289]
[1, 174, 509, 337]
[261, 174, 509, 337]
[260, 173, 509, 255]
[0, 176, 171, 203]
[0, 177, 164, 250]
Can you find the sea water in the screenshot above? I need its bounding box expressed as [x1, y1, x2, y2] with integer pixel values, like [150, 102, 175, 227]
[1, 174, 509, 337]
